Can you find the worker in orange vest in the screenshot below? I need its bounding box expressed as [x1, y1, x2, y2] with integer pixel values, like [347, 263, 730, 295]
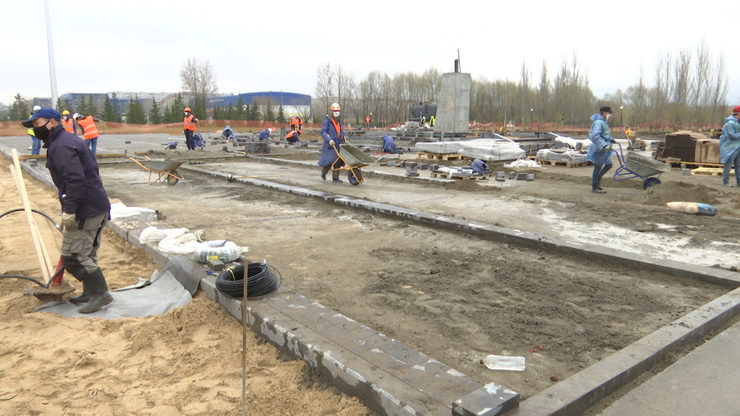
[289, 116, 296, 131]
[74, 113, 100, 157]
[286, 129, 301, 144]
[183, 107, 198, 150]
[365, 114, 371, 129]
[61, 110, 77, 135]
[297, 116, 303, 132]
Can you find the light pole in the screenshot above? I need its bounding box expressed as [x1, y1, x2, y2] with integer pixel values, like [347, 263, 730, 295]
[530, 108, 534, 131]
[619, 105, 624, 127]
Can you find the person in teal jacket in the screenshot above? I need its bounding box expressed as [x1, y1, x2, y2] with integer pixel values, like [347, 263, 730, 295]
[720, 106, 740, 187]
[586, 106, 615, 193]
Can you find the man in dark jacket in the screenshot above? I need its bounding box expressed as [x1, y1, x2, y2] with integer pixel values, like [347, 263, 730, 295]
[22, 108, 113, 313]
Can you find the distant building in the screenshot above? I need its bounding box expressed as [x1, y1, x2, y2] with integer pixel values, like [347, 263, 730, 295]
[210, 91, 311, 118]
[29, 90, 312, 120]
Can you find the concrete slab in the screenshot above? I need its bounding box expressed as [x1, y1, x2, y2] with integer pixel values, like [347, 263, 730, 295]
[601, 319, 740, 416]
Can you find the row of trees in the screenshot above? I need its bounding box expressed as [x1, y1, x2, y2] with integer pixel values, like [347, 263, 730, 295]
[4, 44, 731, 130]
[312, 42, 730, 130]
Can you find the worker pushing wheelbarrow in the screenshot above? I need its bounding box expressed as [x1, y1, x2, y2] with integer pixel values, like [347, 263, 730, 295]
[612, 141, 671, 189]
[318, 102, 375, 185]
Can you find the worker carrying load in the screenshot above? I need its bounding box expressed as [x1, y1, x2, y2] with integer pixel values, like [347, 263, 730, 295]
[258, 128, 272, 141]
[381, 135, 398, 154]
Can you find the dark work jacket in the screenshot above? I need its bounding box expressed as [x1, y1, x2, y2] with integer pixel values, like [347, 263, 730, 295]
[317, 116, 346, 167]
[44, 124, 110, 218]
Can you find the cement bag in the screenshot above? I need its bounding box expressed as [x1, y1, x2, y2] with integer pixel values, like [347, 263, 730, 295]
[666, 202, 718, 216]
[158, 231, 201, 254]
[139, 226, 185, 244]
[195, 240, 248, 263]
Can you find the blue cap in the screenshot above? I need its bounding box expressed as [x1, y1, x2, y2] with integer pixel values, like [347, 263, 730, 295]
[21, 107, 61, 127]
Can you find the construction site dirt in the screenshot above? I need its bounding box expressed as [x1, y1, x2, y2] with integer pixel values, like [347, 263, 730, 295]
[99, 143, 736, 399]
[2, 135, 739, 413]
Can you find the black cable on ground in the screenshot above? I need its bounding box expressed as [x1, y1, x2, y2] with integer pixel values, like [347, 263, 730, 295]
[215, 263, 281, 298]
[0, 208, 64, 287]
[0, 208, 62, 232]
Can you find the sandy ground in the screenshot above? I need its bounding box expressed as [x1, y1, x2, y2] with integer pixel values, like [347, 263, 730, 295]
[90, 145, 735, 399]
[0, 162, 371, 415]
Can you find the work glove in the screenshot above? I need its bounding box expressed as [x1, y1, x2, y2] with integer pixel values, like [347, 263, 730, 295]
[329, 139, 335, 147]
[61, 212, 77, 231]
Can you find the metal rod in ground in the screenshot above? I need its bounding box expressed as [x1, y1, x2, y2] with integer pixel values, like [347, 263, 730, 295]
[241, 268, 248, 416]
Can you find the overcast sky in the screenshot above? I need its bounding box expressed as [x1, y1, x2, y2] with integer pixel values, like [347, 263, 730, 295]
[2, 0, 737, 109]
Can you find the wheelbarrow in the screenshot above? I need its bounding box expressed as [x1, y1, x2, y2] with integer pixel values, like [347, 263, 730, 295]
[612, 142, 670, 189]
[329, 142, 376, 185]
[128, 156, 184, 185]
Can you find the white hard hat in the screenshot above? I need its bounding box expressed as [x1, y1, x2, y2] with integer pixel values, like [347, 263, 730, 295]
[72, 113, 80, 120]
[268, 128, 272, 132]
[32, 105, 41, 112]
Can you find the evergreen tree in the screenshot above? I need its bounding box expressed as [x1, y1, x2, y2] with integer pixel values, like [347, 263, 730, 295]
[103, 96, 116, 121]
[167, 93, 185, 123]
[58, 98, 74, 115]
[109, 93, 122, 122]
[9, 93, 29, 120]
[236, 96, 245, 120]
[148, 98, 162, 124]
[245, 103, 257, 121]
[263, 104, 274, 122]
[212, 105, 221, 120]
[277, 104, 286, 123]
[126, 96, 147, 124]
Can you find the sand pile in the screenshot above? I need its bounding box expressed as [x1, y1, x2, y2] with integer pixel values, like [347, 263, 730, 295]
[633, 181, 720, 206]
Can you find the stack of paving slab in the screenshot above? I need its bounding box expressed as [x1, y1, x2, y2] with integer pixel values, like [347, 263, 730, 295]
[416, 135, 526, 162]
[536, 148, 587, 164]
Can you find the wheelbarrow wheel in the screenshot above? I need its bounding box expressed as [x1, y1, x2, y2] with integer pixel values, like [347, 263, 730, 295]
[167, 170, 180, 186]
[643, 177, 661, 189]
[348, 168, 363, 185]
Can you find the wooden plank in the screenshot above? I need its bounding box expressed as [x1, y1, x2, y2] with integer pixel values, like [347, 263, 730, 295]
[9, 149, 53, 283]
[690, 167, 732, 177]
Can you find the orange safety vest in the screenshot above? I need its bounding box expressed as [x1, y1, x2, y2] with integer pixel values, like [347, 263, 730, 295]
[297, 117, 302, 125]
[330, 117, 342, 139]
[289, 117, 296, 126]
[365, 116, 370, 124]
[78, 116, 99, 140]
[61, 117, 75, 133]
[184, 114, 197, 131]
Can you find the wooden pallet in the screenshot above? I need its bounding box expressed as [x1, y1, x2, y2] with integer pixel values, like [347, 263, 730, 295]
[657, 158, 724, 169]
[690, 167, 733, 177]
[416, 152, 463, 161]
[430, 171, 490, 180]
[536, 158, 589, 168]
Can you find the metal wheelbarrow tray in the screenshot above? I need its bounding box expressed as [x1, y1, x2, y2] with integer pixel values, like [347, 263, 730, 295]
[128, 157, 184, 185]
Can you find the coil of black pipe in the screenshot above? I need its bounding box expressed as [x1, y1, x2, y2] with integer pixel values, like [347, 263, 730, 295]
[215, 263, 281, 298]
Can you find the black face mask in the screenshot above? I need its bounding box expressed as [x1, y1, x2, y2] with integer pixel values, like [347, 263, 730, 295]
[33, 120, 51, 141]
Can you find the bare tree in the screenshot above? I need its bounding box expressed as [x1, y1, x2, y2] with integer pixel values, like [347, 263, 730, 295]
[314, 63, 333, 119]
[670, 49, 692, 128]
[180, 58, 217, 118]
[709, 54, 729, 125]
[691, 41, 711, 126]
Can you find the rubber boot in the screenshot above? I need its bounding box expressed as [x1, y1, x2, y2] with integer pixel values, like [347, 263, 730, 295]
[67, 281, 90, 305]
[78, 268, 113, 314]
